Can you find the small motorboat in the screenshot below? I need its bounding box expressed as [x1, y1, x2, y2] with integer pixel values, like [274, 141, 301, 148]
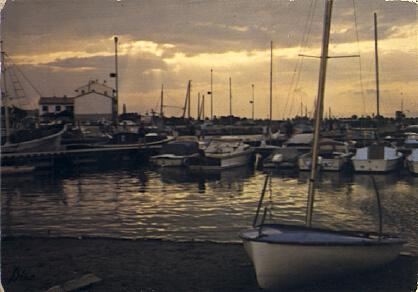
[298, 139, 351, 171]
[188, 138, 253, 170]
[150, 141, 200, 167]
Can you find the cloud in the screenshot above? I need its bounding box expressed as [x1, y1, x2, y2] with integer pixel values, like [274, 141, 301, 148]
[3, 0, 417, 117]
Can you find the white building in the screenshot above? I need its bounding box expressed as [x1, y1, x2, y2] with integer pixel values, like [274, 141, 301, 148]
[39, 96, 74, 115]
[73, 80, 116, 122]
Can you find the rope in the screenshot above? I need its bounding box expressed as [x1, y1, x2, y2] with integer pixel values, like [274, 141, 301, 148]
[282, 0, 318, 119]
[5, 53, 43, 97]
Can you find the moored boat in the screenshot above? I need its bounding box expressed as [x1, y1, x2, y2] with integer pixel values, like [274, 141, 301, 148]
[406, 148, 418, 174]
[298, 139, 351, 171]
[351, 144, 403, 172]
[241, 224, 403, 289]
[188, 139, 252, 170]
[262, 147, 299, 169]
[1, 124, 67, 153]
[403, 125, 418, 149]
[150, 141, 199, 167]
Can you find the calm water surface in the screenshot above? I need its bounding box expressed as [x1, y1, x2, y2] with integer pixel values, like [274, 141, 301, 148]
[2, 166, 417, 255]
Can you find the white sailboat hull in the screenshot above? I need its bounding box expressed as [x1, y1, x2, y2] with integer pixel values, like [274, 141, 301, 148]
[243, 239, 402, 290]
[241, 225, 404, 290]
[352, 157, 401, 172]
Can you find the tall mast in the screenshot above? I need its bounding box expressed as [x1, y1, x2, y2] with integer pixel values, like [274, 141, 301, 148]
[188, 80, 191, 119]
[210, 69, 213, 119]
[202, 94, 205, 119]
[269, 41, 273, 130]
[1, 40, 10, 143]
[251, 84, 255, 120]
[114, 36, 119, 124]
[306, 0, 333, 227]
[374, 13, 380, 118]
[300, 97, 303, 117]
[229, 77, 232, 116]
[160, 84, 164, 118]
[197, 92, 201, 120]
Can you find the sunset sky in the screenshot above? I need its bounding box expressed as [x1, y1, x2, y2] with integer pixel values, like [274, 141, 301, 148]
[2, 0, 417, 118]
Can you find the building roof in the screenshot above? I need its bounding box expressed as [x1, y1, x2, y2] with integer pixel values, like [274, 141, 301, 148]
[39, 96, 75, 105]
[74, 79, 114, 97]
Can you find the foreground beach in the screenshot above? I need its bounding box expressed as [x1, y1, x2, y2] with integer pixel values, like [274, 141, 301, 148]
[1, 237, 417, 291]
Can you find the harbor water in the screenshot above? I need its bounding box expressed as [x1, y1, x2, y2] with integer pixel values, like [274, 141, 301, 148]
[1, 165, 417, 255]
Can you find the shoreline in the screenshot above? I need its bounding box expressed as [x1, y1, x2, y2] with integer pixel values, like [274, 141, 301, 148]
[2, 236, 417, 292]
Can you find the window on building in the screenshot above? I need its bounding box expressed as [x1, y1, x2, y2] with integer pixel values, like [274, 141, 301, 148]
[55, 105, 61, 111]
[42, 105, 48, 112]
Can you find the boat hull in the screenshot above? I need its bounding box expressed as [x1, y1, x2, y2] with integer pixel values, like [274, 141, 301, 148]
[189, 149, 253, 170]
[1, 165, 35, 175]
[243, 239, 402, 290]
[150, 154, 197, 167]
[352, 157, 401, 172]
[2, 125, 67, 153]
[298, 156, 348, 171]
[406, 160, 418, 174]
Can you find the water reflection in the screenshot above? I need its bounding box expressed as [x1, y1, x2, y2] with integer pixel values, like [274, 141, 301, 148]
[1, 166, 417, 255]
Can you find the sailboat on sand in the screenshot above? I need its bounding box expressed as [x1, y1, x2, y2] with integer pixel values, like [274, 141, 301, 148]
[240, 1, 404, 289]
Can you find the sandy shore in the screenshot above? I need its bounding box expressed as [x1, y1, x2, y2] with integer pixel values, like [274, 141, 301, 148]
[1, 237, 417, 292]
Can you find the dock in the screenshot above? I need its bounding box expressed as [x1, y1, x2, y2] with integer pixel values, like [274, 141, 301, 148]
[1, 145, 161, 170]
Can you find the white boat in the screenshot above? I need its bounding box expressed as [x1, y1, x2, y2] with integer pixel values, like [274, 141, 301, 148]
[404, 125, 418, 149]
[284, 133, 313, 153]
[351, 145, 403, 172]
[240, 3, 404, 290]
[188, 139, 252, 170]
[406, 149, 418, 174]
[241, 224, 403, 289]
[298, 140, 351, 171]
[150, 141, 199, 167]
[263, 147, 299, 169]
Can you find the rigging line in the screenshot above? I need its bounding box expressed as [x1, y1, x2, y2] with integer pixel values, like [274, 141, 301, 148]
[282, 0, 318, 119]
[281, 0, 316, 118]
[282, 0, 316, 118]
[282, 0, 314, 118]
[352, 0, 366, 116]
[5, 53, 43, 97]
